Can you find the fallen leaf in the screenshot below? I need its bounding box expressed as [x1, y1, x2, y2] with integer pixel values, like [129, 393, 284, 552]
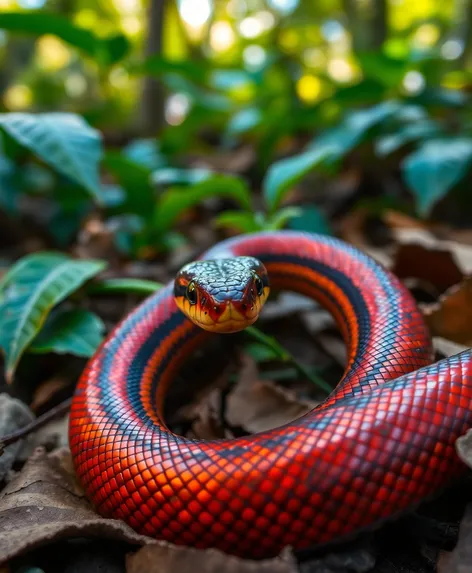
[437, 504, 472, 573]
[74, 216, 119, 263]
[455, 428, 472, 470]
[186, 388, 227, 440]
[126, 543, 297, 573]
[298, 545, 375, 573]
[18, 415, 70, 463]
[392, 228, 472, 276]
[30, 377, 71, 413]
[188, 146, 256, 174]
[393, 243, 463, 293]
[432, 337, 469, 359]
[422, 278, 472, 345]
[0, 447, 153, 565]
[338, 208, 393, 268]
[225, 355, 318, 433]
[0, 394, 34, 481]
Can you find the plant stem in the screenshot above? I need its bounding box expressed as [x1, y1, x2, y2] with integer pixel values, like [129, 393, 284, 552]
[245, 326, 332, 394]
[88, 278, 163, 296]
[0, 398, 72, 455]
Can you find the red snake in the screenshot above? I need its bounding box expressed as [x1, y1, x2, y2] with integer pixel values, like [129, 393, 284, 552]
[69, 231, 472, 558]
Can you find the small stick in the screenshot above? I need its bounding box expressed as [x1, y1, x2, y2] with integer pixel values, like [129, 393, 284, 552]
[0, 397, 72, 455]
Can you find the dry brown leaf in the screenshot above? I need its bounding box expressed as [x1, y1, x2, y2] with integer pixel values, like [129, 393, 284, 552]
[186, 388, 227, 440]
[188, 146, 256, 173]
[226, 355, 318, 433]
[437, 504, 472, 573]
[392, 228, 472, 276]
[0, 447, 153, 565]
[30, 377, 71, 412]
[433, 337, 469, 359]
[393, 243, 463, 293]
[0, 394, 35, 481]
[126, 543, 297, 573]
[422, 278, 472, 346]
[0, 447, 298, 569]
[338, 209, 392, 268]
[455, 428, 472, 470]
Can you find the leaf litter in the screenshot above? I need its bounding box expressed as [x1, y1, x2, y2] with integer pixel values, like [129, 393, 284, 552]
[4, 202, 472, 571]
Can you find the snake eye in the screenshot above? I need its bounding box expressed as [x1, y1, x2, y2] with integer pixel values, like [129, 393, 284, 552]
[254, 274, 264, 297]
[186, 282, 197, 305]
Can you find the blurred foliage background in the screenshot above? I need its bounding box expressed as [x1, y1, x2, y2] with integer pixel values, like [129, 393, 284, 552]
[0, 0, 472, 263]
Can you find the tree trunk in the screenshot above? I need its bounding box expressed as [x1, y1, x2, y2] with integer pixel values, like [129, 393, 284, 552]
[342, 0, 361, 53]
[370, 0, 387, 50]
[459, 0, 472, 68]
[140, 0, 167, 136]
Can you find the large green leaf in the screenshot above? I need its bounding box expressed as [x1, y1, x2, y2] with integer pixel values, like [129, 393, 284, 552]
[0, 12, 130, 66]
[375, 120, 441, 156]
[213, 210, 263, 234]
[226, 108, 262, 138]
[0, 113, 103, 202]
[152, 167, 212, 187]
[154, 174, 252, 232]
[30, 309, 105, 357]
[402, 138, 472, 216]
[357, 52, 408, 88]
[287, 206, 332, 235]
[123, 139, 166, 170]
[263, 145, 337, 213]
[314, 100, 406, 160]
[0, 253, 105, 381]
[103, 151, 154, 216]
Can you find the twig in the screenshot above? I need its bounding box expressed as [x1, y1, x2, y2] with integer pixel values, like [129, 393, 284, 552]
[0, 397, 72, 455]
[245, 326, 332, 394]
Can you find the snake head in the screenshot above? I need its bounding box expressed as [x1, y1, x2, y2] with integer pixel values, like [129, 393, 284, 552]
[174, 256, 270, 333]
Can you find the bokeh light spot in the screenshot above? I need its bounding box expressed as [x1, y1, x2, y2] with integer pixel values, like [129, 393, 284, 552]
[4, 85, 33, 110]
[296, 75, 322, 103]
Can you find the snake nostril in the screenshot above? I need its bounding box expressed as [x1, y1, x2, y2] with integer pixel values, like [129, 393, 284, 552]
[241, 303, 247, 311]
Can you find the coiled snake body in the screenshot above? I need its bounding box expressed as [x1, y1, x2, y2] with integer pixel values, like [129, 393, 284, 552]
[69, 231, 472, 558]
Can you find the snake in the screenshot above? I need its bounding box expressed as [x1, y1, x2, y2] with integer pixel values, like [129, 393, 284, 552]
[69, 231, 472, 559]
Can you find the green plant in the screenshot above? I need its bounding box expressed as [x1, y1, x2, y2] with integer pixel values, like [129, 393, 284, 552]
[0, 252, 329, 392]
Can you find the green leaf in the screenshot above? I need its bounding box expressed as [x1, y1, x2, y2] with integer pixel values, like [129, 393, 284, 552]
[152, 167, 212, 187]
[245, 341, 280, 363]
[226, 108, 262, 137]
[376, 120, 441, 156]
[265, 207, 303, 230]
[103, 151, 154, 216]
[0, 113, 103, 202]
[123, 139, 166, 170]
[357, 52, 408, 88]
[263, 145, 337, 213]
[402, 138, 472, 217]
[155, 174, 252, 232]
[88, 278, 162, 296]
[0, 12, 130, 66]
[0, 153, 18, 213]
[210, 70, 253, 91]
[0, 253, 106, 381]
[213, 210, 263, 233]
[408, 87, 468, 109]
[307, 100, 406, 168]
[30, 309, 105, 357]
[287, 205, 332, 235]
[132, 56, 208, 84]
